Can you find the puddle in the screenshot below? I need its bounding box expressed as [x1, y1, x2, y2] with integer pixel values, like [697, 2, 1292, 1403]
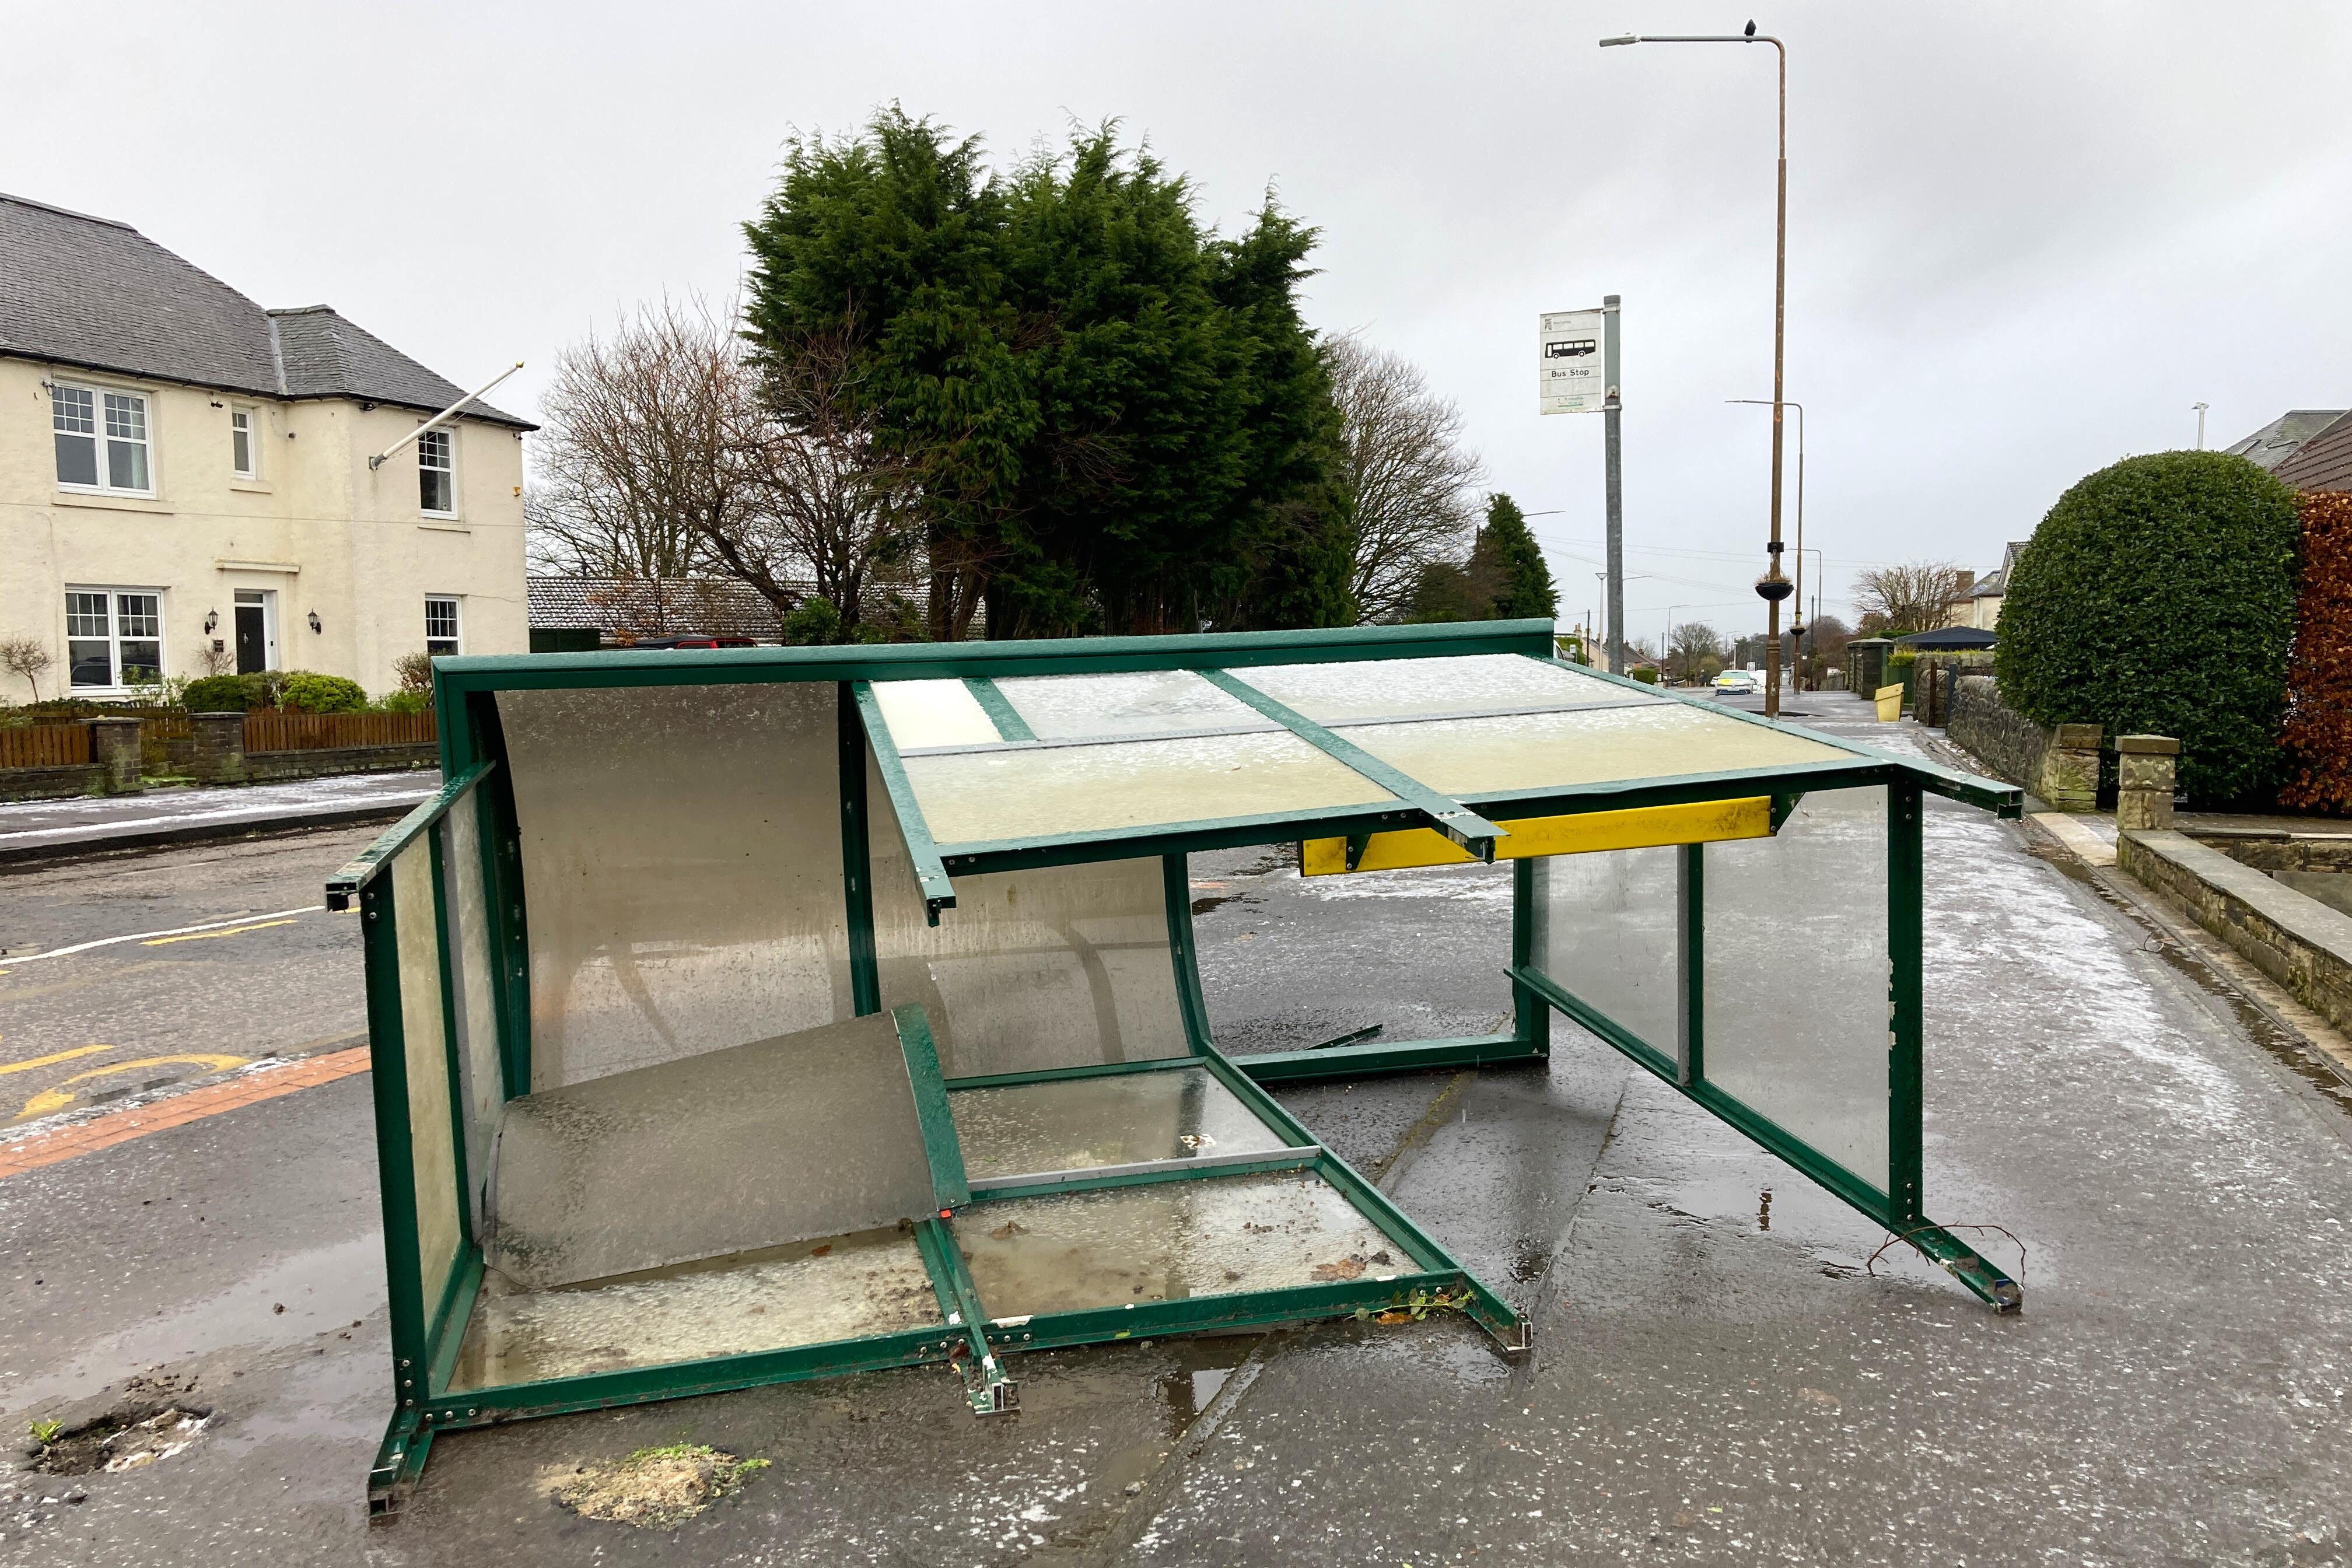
[32, 1405, 211, 1475]
[545, 1442, 768, 1528]
[0, 1233, 384, 1410]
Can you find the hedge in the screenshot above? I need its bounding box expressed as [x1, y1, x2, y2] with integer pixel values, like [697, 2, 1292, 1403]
[2280, 489, 2352, 813]
[1994, 452, 2299, 804]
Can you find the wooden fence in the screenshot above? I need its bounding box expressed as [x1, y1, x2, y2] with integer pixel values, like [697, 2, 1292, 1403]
[243, 709, 437, 753]
[0, 724, 93, 769]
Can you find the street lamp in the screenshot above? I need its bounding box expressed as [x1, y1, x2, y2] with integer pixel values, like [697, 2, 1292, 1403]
[1604, 22, 1792, 717]
[1594, 570, 1651, 673]
[2193, 401, 2209, 450]
[1730, 398, 1804, 686]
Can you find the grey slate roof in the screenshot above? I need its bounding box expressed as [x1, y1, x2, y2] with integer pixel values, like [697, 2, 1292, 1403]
[2274, 411, 2352, 495]
[0, 191, 531, 428]
[528, 576, 791, 640]
[1971, 541, 2029, 598]
[2225, 409, 2347, 472]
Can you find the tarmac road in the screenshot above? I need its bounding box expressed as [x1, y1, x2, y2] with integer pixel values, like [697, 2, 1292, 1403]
[2, 692, 2350, 1565]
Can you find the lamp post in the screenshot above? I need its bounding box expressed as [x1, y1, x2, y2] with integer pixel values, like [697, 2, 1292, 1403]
[2193, 401, 2209, 450]
[1604, 23, 1791, 716]
[1594, 570, 1652, 673]
[1729, 397, 1804, 687]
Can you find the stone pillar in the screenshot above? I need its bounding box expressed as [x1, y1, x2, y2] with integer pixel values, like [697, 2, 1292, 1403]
[2116, 734, 2179, 831]
[2038, 722, 2102, 813]
[190, 711, 248, 783]
[86, 716, 145, 795]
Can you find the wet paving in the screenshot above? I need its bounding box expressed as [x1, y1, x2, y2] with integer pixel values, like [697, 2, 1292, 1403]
[4, 691, 2352, 1564]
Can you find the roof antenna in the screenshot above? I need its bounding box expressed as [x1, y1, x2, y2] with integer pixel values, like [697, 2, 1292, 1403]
[368, 361, 524, 470]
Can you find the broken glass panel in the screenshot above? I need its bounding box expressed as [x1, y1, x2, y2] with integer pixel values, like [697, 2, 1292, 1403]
[446, 1226, 942, 1391]
[1230, 653, 1649, 723]
[901, 728, 1397, 846]
[392, 840, 463, 1318]
[1335, 702, 1851, 798]
[953, 1172, 1403, 1317]
[950, 1067, 1293, 1180]
[486, 1014, 938, 1290]
[441, 791, 504, 1237]
[992, 670, 1264, 740]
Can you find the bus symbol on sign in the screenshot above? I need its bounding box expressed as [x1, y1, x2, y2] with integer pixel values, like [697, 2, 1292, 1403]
[1545, 338, 1597, 359]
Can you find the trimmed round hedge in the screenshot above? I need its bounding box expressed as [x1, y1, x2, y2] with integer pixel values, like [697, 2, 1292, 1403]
[1994, 451, 2298, 804]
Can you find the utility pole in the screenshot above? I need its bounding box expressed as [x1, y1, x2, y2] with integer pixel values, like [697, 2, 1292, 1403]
[2193, 401, 2209, 450]
[1604, 295, 1625, 675]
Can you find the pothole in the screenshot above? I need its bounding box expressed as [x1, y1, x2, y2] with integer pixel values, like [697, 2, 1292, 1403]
[546, 1443, 768, 1528]
[31, 1405, 212, 1475]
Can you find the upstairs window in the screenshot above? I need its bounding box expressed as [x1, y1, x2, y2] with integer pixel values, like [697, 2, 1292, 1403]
[230, 407, 256, 478]
[425, 596, 461, 657]
[52, 384, 152, 494]
[66, 589, 164, 688]
[418, 428, 454, 514]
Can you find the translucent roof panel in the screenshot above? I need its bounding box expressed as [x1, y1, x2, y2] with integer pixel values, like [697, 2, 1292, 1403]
[902, 727, 1397, 846]
[871, 679, 1005, 748]
[1231, 653, 1653, 724]
[950, 1066, 1293, 1180]
[1335, 702, 1853, 797]
[993, 670, 1264, 740]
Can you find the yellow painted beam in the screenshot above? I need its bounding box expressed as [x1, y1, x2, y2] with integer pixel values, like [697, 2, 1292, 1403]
[1302, 796, 1773, 876]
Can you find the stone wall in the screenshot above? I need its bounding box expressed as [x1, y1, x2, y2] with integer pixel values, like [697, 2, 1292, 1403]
[0, 764, 107, 803]
[2120, 830, 2352, 1038]
[241, 743, 439, 781]
[1948, 676, 2048, 789]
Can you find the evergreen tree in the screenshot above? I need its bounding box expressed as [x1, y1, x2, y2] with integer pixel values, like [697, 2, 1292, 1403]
[1468, 493, 1558, 620]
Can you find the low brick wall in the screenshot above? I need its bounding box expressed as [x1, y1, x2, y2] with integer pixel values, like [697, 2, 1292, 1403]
[241, 743, 439, 781]
[0, 764, 108, 803]
[2119, 829, 2352, 1035]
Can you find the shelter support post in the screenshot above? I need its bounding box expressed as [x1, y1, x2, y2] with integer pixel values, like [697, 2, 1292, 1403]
[852, 681, 957, 925]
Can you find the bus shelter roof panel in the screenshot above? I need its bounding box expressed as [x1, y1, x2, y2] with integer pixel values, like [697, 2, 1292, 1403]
[953, 1171, 1402, 1319]
[950, 1065, 1292, 1181]
[1233, 653, 1651, 723]
[871, 678, 1005, 748]
[446, 1225, 942, 1392]
[994, 669, 1263, 739]
[1336, 702, 1854, 797]
[904, 728, 1399, 846]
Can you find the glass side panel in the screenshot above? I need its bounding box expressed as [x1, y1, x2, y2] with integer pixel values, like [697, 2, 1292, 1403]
[499, 683, 850, 1089]
[391, 841, 463, 1318]
[487, 1013, 939, 1290]
[869, 762, 1191, 1077]
[441, 793, 504, 1238]
[1231, 653, 1649, 723]
[950, 1068, 1294, 1180]
[902, 729, 1396, 846]
[446, 1226, 942, 1392]
[1336, 703, 1853, 797]
[953, 1172, 1404, 1318]
[994, 670, 1263, 740]
[1703, 786, 1891, 1191]
[873, 678, 1004, 748]
[1540, 844, 1681, 1054]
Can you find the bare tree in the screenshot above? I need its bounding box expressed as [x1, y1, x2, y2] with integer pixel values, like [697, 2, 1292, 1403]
[1668, 621, 1725, 684]
[0, 636, 52, 702]
[527, 296, 753, 580]
[1853, 561, 1968, 635]
[1324, 335, 1484, 623]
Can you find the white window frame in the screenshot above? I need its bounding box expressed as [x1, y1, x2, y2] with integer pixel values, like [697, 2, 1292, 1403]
[65, 586, 167, 692]
[52, 379, 158, 498]
[418, 426, 457, 517]
[230, 405, 258, 480]
[425, 594, 462, 657]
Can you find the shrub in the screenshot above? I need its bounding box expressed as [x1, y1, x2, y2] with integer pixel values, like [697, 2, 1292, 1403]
[1628, 666, 1659, 685]
[183, 673, 260, 712]
[376, 689, 433, 716]
[2280, 490, 2352, 814]
[780, 598, 842, 646]
[278, 672, 368, 713]
[1994, 452, 2298, 804]
[394, 651, 435, 694]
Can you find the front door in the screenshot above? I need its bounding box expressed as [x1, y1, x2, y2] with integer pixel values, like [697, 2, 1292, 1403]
[235, 599, 268, 674]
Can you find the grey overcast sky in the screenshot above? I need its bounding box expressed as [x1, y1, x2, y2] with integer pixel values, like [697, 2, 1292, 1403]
[14, 2, 2350, 647]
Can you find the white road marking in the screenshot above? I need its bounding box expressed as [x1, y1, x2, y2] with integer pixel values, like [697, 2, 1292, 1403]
[4, 907, 323, 964]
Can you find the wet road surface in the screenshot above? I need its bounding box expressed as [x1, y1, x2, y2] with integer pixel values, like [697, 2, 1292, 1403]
[3, 692, 2350, 1564]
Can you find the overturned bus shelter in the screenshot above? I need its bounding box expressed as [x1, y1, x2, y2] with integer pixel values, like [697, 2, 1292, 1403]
[334, 618, 2024, 1511]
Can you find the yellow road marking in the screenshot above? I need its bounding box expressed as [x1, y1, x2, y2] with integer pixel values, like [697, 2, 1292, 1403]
[0, 1045, 111, 1077]
[142, 919, 299, 947]
[15, 1053, 250, 1122]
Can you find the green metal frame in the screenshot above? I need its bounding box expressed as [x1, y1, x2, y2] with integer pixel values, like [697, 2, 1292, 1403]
[355, 620, 2022, 1513]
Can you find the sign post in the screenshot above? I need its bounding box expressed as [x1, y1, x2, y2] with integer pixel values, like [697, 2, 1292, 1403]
[1539, 300, 1623, 673]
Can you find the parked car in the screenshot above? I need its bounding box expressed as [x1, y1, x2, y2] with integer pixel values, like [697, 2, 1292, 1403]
[1710, 670, 1763, 697]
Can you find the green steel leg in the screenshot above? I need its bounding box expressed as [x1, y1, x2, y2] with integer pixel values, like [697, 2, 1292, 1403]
[1163, 853, 1217, 1056]
[1511, 856, 1550, 1059]
[1238, 1033, 1538, 1083]
[851, 681, 957, 925]
[1888, 779, 1926, 1227]
[367, 1406, 432, 1520]
[895, 1006, 970, 1208]
[915, 1219, 1017, 1415]
[1679, 842, 1703, 1084]
[839, 682, 883, 1014]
